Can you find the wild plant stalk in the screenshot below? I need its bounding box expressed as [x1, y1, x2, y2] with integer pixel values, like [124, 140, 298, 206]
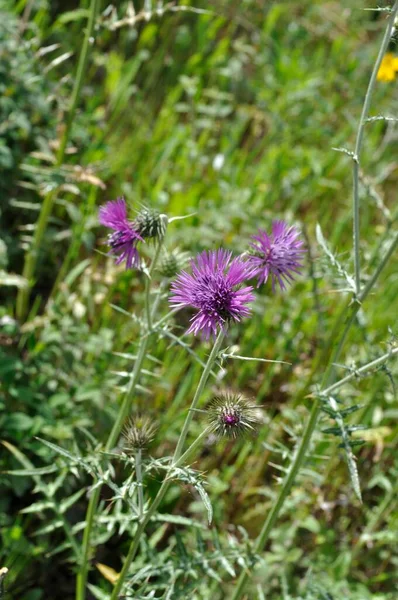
[231, 4, 398, 596]
[76, 241, 163, 600]
[109, 330, 226, 600]
[352, 0, 398, 292]
[135, 449, 144, 517]
[16, 0, 101, 322]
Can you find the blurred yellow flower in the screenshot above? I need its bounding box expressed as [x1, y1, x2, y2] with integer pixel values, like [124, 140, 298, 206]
[377, 52, 398, 82]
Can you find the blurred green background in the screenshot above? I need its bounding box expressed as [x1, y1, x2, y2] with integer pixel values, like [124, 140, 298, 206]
[1, 1, 398, 598]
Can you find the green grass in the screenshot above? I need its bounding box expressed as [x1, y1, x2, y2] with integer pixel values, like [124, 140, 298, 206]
[1, 1, 398, 599]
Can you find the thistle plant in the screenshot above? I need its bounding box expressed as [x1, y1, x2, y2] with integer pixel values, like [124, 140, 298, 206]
[8, 5, 398, 600]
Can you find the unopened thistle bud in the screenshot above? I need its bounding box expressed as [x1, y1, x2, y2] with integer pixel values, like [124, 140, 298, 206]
[123, 415, 157, 452]
[208, 393, 260, 439]
[135, 207, 168, 242]
[158, 249, 190, 279]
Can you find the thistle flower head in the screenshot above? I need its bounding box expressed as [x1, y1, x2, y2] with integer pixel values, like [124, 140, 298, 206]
[208, 393, 259, 439]
[247, 221, 305, 291]
[158, 248, 190, 279]
[169, 249, 254, 339]
[135, 207, 167, 242]
[123, 415, 157, 452]
[99, 197, 143, 269]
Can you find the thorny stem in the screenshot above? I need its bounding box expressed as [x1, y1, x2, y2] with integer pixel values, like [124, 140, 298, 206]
[151, 279, 167, 321]
[76, 241, 163, 600]
[109, 482, 168, 600]
[16, 0, 102, 322]
[173, 425, 213, 468]
[321, 346, 398, 398]
[135, 449, 144, 518]
[359, 232, 398, 302]
[352, 0, 398, 293]
[145, 241, 163, 331]
[109, 332, 225, 600]
[173, 329, 226, 462]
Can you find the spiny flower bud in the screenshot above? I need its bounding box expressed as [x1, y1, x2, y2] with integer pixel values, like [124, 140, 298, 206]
[135, 207, 168, 242]
[208, 393, 260, 439]
[158, 249, 190, 279]
[123, 415, 157, 452]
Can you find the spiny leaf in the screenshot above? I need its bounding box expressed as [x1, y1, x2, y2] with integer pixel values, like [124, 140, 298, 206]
[59, 488, 86, 514]
[170, 466, 213, 525]
[366, 115, 398, 122]
[323, 395, 363, 502]
[3, 464, 59, 477]
[20, 500, 55, 514]
[35, 437, 86, 466]
[315, 224, 356, 292]
[331, 146, 356, 158]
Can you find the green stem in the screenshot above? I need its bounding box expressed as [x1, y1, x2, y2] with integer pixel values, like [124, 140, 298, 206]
[173, 329, 225, 462]
[109, 332, 225, 600]
[230, 231, 398, 600]
[151, 280, 167, 321]
[359, 232, 398, 302]
[16, 0, 101, 322]
[352, 0, 398, 293]
[321, 346, 398, 398]
[76, 242, 163, 600]
[107, 331, 150, 453]
[145, 242, 162, 331]
[76, 489, 99, 600]
[174, 425, 212, 468]
[76, 334, 150, 600]
[135, 449, 144, 518]
[110, 480, 169, 600]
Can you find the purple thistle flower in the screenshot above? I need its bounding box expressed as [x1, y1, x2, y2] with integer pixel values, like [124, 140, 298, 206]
[247, 221, 305, 291]
[99, 198, 144, 269]
[170, 249, 254, 339]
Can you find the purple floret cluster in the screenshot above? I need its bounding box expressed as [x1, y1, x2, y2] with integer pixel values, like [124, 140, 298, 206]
[98, 197, 306, 339]
[247, 220, 305, 291]
[99, 198, 143, 269]
[170, 250, 254, 340]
